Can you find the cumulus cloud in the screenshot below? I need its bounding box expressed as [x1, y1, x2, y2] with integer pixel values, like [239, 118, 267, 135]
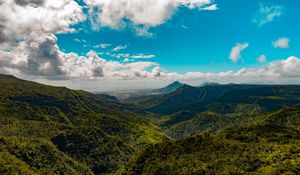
[254, 4, 282, 27]
[229, 43, 249, 63]
[1, 0, 299, 91]
[14, 0, 45, 6]
[35, 56, 300, 92]
[157, 56, 300, 84]
[0, 0, 85, 44]
[83, 0, 216, 31]
[0, 0, 86, 77]
[257, 55, 266, 63]
[61, 50, 158, 78]
[0, 0, 217, 81]
[60, 55, 300, 83]
[272, 37, 290, 49]
[0, 0, 160, 80]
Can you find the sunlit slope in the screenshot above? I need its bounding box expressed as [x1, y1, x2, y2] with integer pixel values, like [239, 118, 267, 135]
[123, 106, 300, 175]
[0, 74, 169, 174]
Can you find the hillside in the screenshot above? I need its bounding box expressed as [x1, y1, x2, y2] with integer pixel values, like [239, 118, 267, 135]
[0, 74, 169, 174]
[122, 106, 300, 175]
[1, 74, 300, 174]
[140, 84, 300, 115]
[129, 84, 300, 138]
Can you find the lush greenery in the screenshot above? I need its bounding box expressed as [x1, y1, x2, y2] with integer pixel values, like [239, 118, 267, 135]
[1, 74, 300, 174]
[132, 84, 300, 115]
[122, 106, 300, 175]
[0, 74, 169, 174]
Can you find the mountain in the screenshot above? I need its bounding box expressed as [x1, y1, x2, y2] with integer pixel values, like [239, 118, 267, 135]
[135, 84, 300, 116]
[198, 82, 220, 87]
[1, 74, 300, 174]
[121, 106, 300, 175]
[127, 84, 300, 140]
[156, 81, 184, 94]
[114, 81, 184, 103]
[0, 74, 169, 174]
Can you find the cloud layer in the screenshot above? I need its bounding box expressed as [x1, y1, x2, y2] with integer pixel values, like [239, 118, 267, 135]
[37, 56, 300, 92]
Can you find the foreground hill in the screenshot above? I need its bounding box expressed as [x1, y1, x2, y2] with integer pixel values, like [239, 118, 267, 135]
[122, 106, 300, 174]
[0, 74, 168, 174]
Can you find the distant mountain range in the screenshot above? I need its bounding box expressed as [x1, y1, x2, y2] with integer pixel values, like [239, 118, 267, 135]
[0, 74, 300, 174]
[109, 81, 185, 101]
[133, 84, 300, 115]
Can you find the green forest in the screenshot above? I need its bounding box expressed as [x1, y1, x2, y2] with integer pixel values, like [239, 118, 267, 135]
[0, 74, 299, 174]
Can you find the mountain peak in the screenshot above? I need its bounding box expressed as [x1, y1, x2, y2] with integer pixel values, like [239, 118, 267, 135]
[167, 81, 183, 87]
[157, 81, 184, 94]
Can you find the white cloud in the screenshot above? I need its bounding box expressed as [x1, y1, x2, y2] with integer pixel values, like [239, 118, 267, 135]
[1, 0, 300, 92]
[202, 4, 218, 11]
[109, 53, 155, 59]
[157, 56, 300, 84]
[130, 54, 155, 59]
[34, 56, 300, 92]
[0, 0, 86, 77]
[257, 55, 266, 63]
[0, 0, 85, 44]
[83, 0, 216, 31]
[229, 43, 249, 63]
[112, 45, 128, 52]
[0, 33, 64, 77]
[73, 39, 81, 43]
[74, 38, 87, 43]
[114, 53, 131, 59]
[60, 50, 158, 78]
[123, 58, 130, 62]
[272, 37, 290, 49]
[93, 44, 112, 49]
[254, 4, 282, 27]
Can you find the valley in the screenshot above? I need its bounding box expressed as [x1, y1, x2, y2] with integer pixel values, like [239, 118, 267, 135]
[0, 74, 299, 174]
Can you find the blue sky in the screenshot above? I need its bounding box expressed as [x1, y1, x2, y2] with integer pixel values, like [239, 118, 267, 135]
[1, 0, 300, 91]
[57, 0, 300, 74]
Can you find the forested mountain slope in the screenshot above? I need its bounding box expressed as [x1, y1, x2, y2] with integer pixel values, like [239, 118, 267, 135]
[139, 84, 300, 115]
[1, 74, 300, 175]
[122, 106, 300, 175]
[0, 74, 169, 174]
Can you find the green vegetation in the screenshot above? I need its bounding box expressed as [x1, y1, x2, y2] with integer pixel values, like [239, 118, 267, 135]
[0, 74, 168, 174]
[122, 106, 300, 175]
[1, 74, 300, 174]
[133, 84, 300, 115]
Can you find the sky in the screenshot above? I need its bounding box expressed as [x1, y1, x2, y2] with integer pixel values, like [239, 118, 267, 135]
[0, 0, 300, 92]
